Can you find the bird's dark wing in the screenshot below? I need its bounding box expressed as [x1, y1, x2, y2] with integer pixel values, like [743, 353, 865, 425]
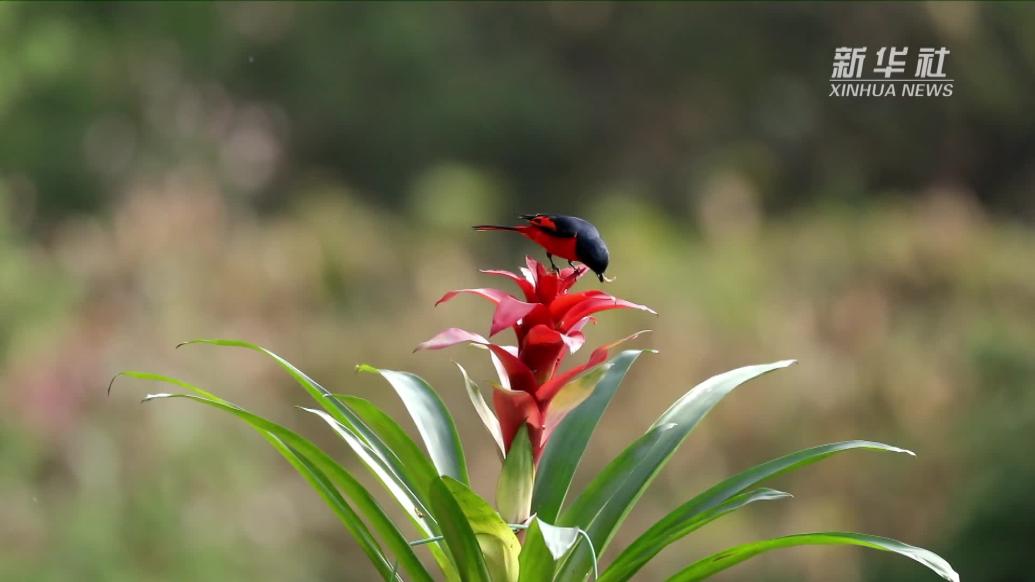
[521, 213, 577, 237]
[543, 215, 587, 238]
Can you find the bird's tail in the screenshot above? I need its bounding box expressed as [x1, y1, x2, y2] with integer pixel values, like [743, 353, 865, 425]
[472, 224, 522, 232]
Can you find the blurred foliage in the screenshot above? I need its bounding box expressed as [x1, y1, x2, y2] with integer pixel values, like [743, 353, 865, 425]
[2, 2, 1035, 230]
[1, 3, 1034, 582]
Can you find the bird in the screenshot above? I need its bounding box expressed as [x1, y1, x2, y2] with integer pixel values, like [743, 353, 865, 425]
[473, 214, 612, 282]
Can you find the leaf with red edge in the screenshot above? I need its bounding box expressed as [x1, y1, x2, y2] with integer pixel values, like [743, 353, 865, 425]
[417, 328, 537, 393]
[492, 386, 542, 453]
[541, 366, 608, 443]
[536, 331, 651, 402]
[520, 325, 569, 381]
[486, 344, 538, 393]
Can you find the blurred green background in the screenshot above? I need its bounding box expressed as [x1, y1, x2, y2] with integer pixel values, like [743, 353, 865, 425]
[2, 3, 1033, 581]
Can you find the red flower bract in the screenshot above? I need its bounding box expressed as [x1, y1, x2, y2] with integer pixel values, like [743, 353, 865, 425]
[417, 257, 655, 462]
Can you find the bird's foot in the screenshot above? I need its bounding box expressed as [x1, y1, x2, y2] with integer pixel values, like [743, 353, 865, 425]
[546, 254, 560, 273]
[564, 262, 587, 282]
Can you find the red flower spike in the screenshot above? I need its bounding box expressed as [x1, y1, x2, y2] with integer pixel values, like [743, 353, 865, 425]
[520, 324, 569, 383]
[420, 257, 653, 462]
[485, 344, 538, 393]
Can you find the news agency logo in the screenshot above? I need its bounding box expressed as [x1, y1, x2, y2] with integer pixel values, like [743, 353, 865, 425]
[830, 46, 953, 98]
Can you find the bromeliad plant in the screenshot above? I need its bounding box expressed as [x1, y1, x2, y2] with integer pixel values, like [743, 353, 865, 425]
[114, 257, 959, 582]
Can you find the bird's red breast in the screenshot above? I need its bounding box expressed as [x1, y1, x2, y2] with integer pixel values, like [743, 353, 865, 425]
[522, 227, 578, 261]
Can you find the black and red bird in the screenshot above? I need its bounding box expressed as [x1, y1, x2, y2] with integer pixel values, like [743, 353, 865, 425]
[473, 214, 612, 282]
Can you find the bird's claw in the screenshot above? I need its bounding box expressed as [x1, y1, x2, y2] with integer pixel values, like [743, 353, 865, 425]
[546, 253, 560, 273]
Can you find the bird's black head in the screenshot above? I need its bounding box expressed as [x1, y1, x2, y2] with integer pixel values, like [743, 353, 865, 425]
[580, 239, 609, 282]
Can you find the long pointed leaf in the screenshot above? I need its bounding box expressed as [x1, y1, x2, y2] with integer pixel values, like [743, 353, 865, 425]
[120, 382, 435, 582]
[601, 440, 913, 581]
[556, 360, 795, 580]
[665, 532, 959, 582]
[429, 477, 492, 582]
[176, 340, 439, 531]
[177, 340, 427, 495]
[332, 394, 439, 502]
[302, 408, 438, 533]
[599, 488, 790, 582]
[120, 355, 456, 578]
[141, 393, 400, 580]
[533, 350, 649, 522]
[359, 364, 470, 484]
[277, 441, 398, 580]
[497, 425, 534, 524]
[457, 363, 506, 458]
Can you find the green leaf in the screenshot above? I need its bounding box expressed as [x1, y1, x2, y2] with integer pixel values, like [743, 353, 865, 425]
[119, 352, 456, 578]
[518, 516, 587, 582]
[601, 440, 913, 581]
[175, 340, 444, 546]
[110, 370, 223, 401]
[533, 350, 649, 522]
[517, 516, 587, 582]
[176, 340, 430, 503]
[274, 440, 397, 580]
[599, 488, 789, 582]
[665, 532, 959, 582]
[359, 364, 470, 484]
[496, 425, 534, 524]
[543, 366, 607, 432]
[442, 477, 521, 582]
[177, 338, 347, 419]
[429, 477, 493, 582]
[137, 391, 429, 581]
[457, 363, 506, 458]
[556, 360, 795, 581]
[518, 520, 554, 582]
[301, 407, 437, 532]
[332, 394, 439, 502]
[536, 518, 582, 561]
